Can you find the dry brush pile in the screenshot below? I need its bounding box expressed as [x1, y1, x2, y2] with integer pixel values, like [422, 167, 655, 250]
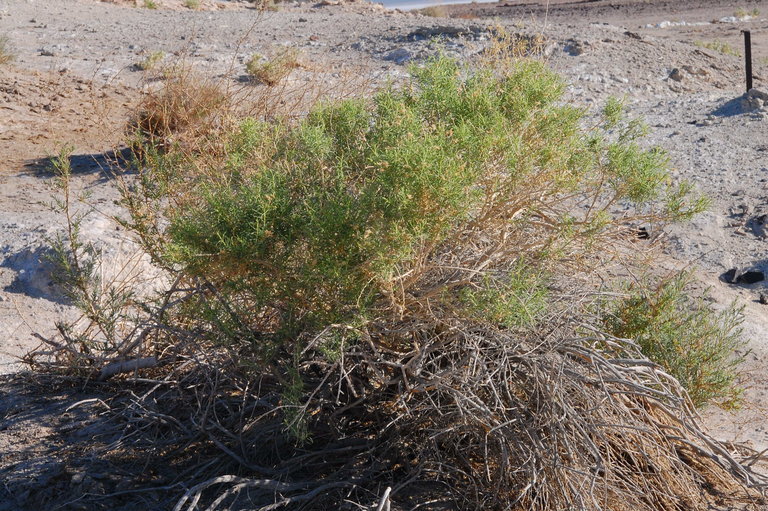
[26, 48, 768, 510]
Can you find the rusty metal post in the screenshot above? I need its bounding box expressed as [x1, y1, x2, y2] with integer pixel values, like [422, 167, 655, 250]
[744, 30, 753, 92]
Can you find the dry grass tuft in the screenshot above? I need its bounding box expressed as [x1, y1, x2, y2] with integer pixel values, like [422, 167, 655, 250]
[128, 67, 231, 153]
[694, 39, 741, 57]
[0, 36, 14, 65]
[419, 4, 449, 17]
[245, 48, 300, 86]
[134, 50, 165, 71]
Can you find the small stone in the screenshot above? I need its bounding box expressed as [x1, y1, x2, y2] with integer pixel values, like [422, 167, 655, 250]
[738, 271, 765, 284]
[748, 88, 768, 102]
[565, 40, 586, 56]
[726, 268, 766, 284]
[309, 35, 319, 41]
[384, 47, 413, 65]
[759, 294, 768, 305]
[298, 17, 307, 22]
[723, 268, 742, 283]
[669, 68, 684, 82]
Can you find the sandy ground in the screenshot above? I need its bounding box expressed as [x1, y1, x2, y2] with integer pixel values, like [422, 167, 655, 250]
[2, 0, 768, 507]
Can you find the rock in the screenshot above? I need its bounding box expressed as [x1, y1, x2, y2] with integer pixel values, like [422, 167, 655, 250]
[564, 39, 586, 56]
[723, 268, 739, 283]
[383, 47, 413, 65]
[750, 214, 768, 238]
[748, 88, 768, 102]
[298, 17, 307, 22]
[725, 268, 766, 284]
[407, 25, 479, 40]
[760, 294, 768, 305]
[682, 65, 708, 77]
[669, 68, 684, 82]
[738, 271, 765, 284]
[740, 88, 768, 112]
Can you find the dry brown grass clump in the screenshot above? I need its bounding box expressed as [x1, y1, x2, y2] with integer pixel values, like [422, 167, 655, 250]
[419, 5, 449, 17]
[0, 36, 15, 65]
[129, 67, 231, 153]
[245, 48, 300, 86]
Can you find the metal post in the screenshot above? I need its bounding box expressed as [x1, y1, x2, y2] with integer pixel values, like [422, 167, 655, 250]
[744, 30, 753, 92]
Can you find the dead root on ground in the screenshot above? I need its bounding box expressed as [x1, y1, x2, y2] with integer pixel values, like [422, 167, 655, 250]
[16, 302, 768, 511]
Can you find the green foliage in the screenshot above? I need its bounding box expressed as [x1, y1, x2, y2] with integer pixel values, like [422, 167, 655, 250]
[184, 0, 201, 8]
[46, 146, 134, 359]
[734, 7, 760, 18]
[142, 0, 158, 9]
[460, 263, 548, 329]
[134, 51, 165, 71]
[156, 56, 705, 344]
[694, 39, 740, 57]
[603, 273, 745, 408]
[282, 367, 309, 443]
[116, 55, 717, 439]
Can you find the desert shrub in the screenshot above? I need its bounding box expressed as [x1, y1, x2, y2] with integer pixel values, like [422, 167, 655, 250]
[57, 55, 759, 511]
[694, 39, 740, 57]
[184, 0, 200, 8]
[735, 7, 760, 17]
[419, 5, 449, 17]
[0, 35, 14, 65]
[247, 0, 278, 10]
[603, 273, 745, 407]
[33, 146, 150, 375]
[134, 50, 165, 71]
[158, 58, 703, 348]
[245, 48, 299, 85]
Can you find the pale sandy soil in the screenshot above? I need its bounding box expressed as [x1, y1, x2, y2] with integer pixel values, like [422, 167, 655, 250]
[1, 0, 768, 508]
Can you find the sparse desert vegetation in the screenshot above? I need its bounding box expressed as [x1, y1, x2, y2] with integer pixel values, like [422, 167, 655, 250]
[134, 50, 164, 70]
[735, 6, 760, 18]
[35, 49, 757, 510]
[0, 36, 14, 65]
[245, 48, 300, 85]
[2, 1, 768, 510]
[694, 38, 741, 56]
[418, 4, 449, 17]
[603, 272, 745, 408]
